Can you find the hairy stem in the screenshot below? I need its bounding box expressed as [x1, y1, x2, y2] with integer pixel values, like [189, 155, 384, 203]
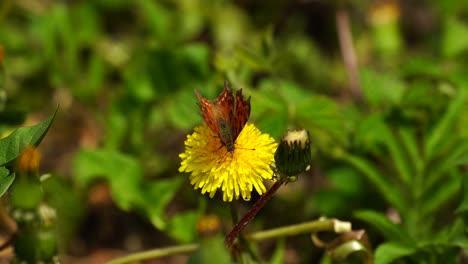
[225, 180, 284, 247]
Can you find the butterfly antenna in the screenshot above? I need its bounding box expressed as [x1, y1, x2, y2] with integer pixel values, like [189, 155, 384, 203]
[234, 142, 255, 151]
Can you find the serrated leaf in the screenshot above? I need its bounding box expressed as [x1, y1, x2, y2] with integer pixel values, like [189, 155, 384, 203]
[0, 110, 56, 166]
[354, 210, 413, 243]
[374, 242, 417, 264]
[0, 167, 14, 197]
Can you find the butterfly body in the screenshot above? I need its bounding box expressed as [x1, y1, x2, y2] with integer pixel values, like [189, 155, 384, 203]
[195, 81, 251, 153]
[217, 118, 235, 152]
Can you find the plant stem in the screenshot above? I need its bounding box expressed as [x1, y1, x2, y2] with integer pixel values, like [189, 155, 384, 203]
[247, 218, 350, 242]
[104, 218, 351, 264]
[105, 244, 199, 264]
[225, 180, 284, 247]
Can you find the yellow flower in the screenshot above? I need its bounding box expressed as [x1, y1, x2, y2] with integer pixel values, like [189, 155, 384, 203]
[179, 123, 277, 202]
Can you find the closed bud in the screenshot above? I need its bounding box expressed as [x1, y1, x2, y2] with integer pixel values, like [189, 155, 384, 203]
[274, 129, 311, 178]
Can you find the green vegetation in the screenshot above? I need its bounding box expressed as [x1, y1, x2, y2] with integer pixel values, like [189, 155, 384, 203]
[0, 1, 467, 263]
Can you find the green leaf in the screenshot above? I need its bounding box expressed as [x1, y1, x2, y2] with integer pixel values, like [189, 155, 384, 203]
[73, 149, 142, 210]
[42, 176, 85, 245]
[165, 88, 202, 131]
[187, 235, 231, 264]
[255, 108, 288, 140]
[443, 17, 468, 57]
[73, 149, 183, 230]
[139, 178, 183, 230]
[296, 96, 348, 149]
[380, 123, 412, 185]
[425, 140, 468, 191]
[401, 57, 442, 79]
[270, 239, 285, 264]
[341, 154, 406, 212]
[374, 242, 417, 264]
[9, 177, 43, 209]
[398, 127, 423, 176]
[353, 113, 387, 153]
[456, 171, 468, 215]
[423, 170, 461, 216]
[0, 110, 56, 167]
[0, 167, 14, 197]
[360, 68, 405, 107]
[354, 210, 413, 243]
[166, 210, 200, 243]
[252, 82, 289, 139]
[236, 45, 270, 71]
[425, 88, 466, 160]
[328, 166, 365, 195]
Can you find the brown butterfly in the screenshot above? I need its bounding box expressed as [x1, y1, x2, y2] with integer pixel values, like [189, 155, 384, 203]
[195, 80, 251, 153]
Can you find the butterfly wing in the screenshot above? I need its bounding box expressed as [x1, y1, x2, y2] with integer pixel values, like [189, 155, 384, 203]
[195, 89, 221, 136]
[232, 89, 251, 141]
[195, 81, 250, 150]
[195, 84, 235, 137]
[214, 81, 235, 127]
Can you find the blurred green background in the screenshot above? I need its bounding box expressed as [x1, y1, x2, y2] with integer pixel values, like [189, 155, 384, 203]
[1, 0, 468, 263]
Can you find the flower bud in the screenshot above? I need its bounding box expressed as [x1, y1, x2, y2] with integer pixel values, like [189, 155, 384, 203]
[274, 129, 311, 178]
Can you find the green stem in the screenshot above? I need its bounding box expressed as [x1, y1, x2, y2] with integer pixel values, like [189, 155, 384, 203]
[247, 218, 350, 242]
[104, 218, 351, 264]
[105, 244, 199, 264]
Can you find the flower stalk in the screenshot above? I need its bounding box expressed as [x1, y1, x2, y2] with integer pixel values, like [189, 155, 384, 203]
[225, 179, 284, 247]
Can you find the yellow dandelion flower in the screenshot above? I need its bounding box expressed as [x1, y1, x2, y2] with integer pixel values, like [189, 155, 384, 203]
[179, 123, 277, 202]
